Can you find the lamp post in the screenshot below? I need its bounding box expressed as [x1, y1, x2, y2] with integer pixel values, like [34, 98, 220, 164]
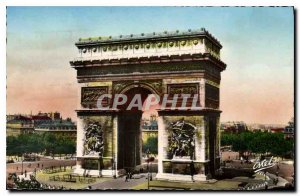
[146, 149, 155, 190]
[21, 154, 24, 175]
[150, 161, 153, 181]
[276, 161, 279, 177]
[146, 149, 150, 190]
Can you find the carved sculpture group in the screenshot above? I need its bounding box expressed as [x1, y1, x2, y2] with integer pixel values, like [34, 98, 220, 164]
[83, 122, 104, 156]
[168, 120, 196, 159]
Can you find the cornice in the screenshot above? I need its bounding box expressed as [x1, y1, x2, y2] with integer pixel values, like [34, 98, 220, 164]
[70, 53, 227, 71]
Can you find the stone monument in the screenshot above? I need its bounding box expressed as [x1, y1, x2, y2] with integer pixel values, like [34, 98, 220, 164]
[70, 28, 226, 181]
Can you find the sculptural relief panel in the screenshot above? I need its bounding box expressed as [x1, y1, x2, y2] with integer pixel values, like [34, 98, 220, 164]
[161, 116, 204, 160]
[166, 83, 200, 107]
[167, 120, 196, 159]
[81, 116, 114, 158]
[167, 83, 199, 95]
[83, 122, 104, 156]
[81, 86, 109, 108]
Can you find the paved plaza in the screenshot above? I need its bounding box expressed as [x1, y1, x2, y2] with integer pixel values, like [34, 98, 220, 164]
[6, 157, 75, 178]
[6, 153, 293, 190]
[90, 174, 151, 190]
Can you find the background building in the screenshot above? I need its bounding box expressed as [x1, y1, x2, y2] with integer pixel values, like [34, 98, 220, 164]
[6, 112, 77, 138]
[141, 115, 158, 144]
[34, 118, 77, 139]
[6, 115, 34, 136]
[221, 121, 248, 134]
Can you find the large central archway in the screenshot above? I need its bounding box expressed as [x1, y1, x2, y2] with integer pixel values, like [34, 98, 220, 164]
[117, 87, 155, 170]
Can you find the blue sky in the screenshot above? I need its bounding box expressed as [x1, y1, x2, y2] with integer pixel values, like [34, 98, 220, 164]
[6, 7, 294, 124]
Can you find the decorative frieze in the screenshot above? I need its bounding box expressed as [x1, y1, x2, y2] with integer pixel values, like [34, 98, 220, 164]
[112, 80, 162, 94]
[75, 29, 222, 61]
[205, 39, 220, 58]
[77, 62, 205, 77]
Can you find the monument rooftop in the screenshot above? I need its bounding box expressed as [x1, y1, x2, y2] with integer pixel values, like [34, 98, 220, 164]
[76, 28, 222, 48]
[73, 28, 223, 62]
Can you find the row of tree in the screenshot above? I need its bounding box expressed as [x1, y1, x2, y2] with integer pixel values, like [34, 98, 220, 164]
[221, 131, 294, 159]
[7, 133, 76, 157]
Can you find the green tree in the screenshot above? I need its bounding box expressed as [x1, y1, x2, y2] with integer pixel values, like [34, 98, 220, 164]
[221, 131, 293, 159]
[42, 133, 57, 156]
[143, 136, 158, 154]
[6, 132, 76, 158]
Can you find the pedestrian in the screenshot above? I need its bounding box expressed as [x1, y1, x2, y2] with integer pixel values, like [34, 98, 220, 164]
[37, 163, 39, 168]
[42, 164, 43, 169]
[16, 166, 18, 170]
[125, 174, 128, 182]
[25, 170, 27, 177]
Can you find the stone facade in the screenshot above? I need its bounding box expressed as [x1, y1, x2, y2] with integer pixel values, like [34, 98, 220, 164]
[75, 28, 221, 61]
[70, 28, 226, 180]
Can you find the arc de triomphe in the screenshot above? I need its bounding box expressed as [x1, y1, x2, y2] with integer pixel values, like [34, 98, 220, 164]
[70, 28, 226, 181]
